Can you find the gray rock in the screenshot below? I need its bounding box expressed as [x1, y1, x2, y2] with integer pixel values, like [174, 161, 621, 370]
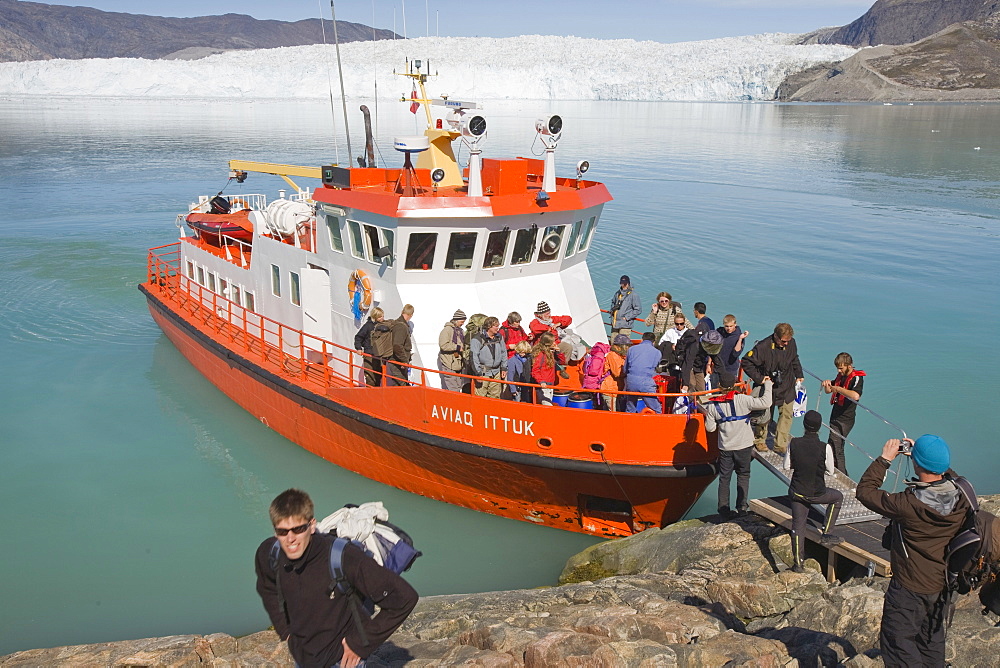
[9, 497, 1000, 667]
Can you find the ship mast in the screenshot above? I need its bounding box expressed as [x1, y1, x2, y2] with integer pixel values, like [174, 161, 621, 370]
[395, 59, 478, 189]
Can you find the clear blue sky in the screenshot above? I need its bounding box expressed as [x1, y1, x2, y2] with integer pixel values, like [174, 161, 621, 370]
[37, 1, 873, 42]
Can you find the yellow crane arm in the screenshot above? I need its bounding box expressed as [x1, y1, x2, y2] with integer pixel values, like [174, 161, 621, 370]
[228, 160, 324, 192]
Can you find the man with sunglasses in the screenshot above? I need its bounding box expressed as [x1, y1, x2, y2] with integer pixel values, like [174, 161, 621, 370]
[255, 489, 418, 667]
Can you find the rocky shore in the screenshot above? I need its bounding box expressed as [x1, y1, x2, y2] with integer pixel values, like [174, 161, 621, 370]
[5, 498, 1000, 667]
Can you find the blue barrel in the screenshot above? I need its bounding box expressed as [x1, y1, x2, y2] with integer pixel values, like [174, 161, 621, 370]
[567, 391, 594, 410]
[552, 389, 572, 407]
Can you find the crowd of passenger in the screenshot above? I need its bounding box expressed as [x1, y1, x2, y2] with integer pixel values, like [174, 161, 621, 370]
[350, 278, 991, 667]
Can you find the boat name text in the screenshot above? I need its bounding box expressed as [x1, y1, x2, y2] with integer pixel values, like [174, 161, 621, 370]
[430, 404, 535, 435]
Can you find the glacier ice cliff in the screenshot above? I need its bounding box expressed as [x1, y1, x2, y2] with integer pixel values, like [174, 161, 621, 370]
[0, 34, 857, 101]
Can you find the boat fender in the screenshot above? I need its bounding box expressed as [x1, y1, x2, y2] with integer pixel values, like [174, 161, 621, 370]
[348, 269, 373, 316]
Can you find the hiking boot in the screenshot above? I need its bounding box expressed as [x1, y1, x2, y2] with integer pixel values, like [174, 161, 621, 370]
[718, 507, 736, 520]
[791, 564, 805, 574]
[820, 533, 844, 547]
[773, 445, 787, 455]
[735, 508, 749, 518]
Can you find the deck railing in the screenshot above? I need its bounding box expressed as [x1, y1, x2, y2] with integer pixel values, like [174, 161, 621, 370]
[147, 244, 723, 414]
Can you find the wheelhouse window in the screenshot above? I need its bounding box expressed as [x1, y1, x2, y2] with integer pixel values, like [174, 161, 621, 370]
[290, 272, 301, 306]
[271, 264, 281, 298]
[325, 214, 344, 253]
[405, 232, 437, 270]
[445, 232, 477, 270]
[565, 220, 582, 258]
[363, 224, 382, 262]
[380, 228, 394, 266]
[347, 220, 365, 260]
[483, 229, 510, 268]
[537, 225, 565, 262]
[579, 216, 597, 251]
[511, 227, 537, 265]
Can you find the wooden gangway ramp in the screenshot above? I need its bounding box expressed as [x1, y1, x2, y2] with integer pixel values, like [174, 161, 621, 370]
[749, 449, 891, 582]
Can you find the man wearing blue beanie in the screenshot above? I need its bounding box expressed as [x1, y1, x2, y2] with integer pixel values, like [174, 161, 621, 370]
[856, 435, 969, 667]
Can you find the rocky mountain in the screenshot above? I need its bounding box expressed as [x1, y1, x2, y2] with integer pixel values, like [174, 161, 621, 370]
[783, 0, 1000, 101]
[815, 0, 1000, 47]
[0, 0, 398, 62]
[780, 13, 1000, 101]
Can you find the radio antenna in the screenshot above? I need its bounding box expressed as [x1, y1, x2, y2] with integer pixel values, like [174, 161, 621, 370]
[330, 0, 353, 164]
[317, 0, 341, 165]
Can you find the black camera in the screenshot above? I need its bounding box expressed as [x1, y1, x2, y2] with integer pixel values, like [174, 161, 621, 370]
[899, 438, 913, 454]
[769, 369, 783, 385]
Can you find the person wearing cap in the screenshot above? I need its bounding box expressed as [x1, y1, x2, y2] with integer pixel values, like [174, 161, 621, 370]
[700, 373, 773, 519]
[437, 309, 467, 392]
[740, 323, 803, 455]
[783, 410, 844, 573]
[609, 275, 641, 341]
[528, 301, 574, 365]
[624, 331, 663, 413]
[856, 434, 969, 667]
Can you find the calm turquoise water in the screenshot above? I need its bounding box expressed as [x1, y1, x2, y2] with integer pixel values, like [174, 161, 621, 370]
[1, 98, 998, 654]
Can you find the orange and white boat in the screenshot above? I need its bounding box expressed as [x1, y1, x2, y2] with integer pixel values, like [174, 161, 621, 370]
[140, 62, 719, 537]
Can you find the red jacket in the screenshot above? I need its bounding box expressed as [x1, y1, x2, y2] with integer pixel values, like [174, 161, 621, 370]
[530, 348, 567, 385]
[529, 315, 572, 345]
[500, 323, 530, 358]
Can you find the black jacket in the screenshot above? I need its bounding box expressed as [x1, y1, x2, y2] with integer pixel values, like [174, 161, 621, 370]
[354, 318, 377, 355]
[789, 432, 828, 498]
[255, 533, 418, 667]
[740, 335, 803, 404]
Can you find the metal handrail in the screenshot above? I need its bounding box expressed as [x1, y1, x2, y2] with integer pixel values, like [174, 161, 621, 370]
[148, 244, 724, 414]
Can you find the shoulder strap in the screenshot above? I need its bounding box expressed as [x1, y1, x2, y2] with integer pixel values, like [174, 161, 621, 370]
[268, 541, 289, 625]
[329, 537, 372, 648]
[715, 398, 751, 423]
[952, 476, 979, 513]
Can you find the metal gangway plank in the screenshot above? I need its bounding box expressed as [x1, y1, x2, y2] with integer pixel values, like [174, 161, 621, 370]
[752, 448, 881, 525]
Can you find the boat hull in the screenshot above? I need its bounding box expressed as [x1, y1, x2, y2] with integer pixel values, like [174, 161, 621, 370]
[141, 283, 717, 537]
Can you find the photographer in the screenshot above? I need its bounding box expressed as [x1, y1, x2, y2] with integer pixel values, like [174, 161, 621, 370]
[856, 435, 968, 667]
[740, 322, 803, 455]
